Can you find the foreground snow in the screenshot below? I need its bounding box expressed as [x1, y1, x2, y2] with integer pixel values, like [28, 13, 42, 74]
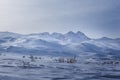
[0, 53, 120, 80]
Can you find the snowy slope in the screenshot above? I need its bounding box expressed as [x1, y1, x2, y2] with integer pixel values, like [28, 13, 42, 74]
[0, 31, 120, 57]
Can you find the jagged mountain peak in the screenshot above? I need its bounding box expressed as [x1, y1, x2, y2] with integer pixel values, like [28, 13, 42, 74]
[65, 31, 87, 37]
[76, 31, 85, 35]
[65, 31, 76, 35]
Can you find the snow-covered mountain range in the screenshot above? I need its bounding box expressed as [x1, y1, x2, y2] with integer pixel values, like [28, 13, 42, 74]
[0, 31, 120, 57]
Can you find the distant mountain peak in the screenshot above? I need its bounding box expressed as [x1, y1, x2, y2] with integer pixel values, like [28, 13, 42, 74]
[65, 31, 86, 36]
[76, 31, 85, 35]
[65, 31, 76, 35]
[65, 31, 76, 39]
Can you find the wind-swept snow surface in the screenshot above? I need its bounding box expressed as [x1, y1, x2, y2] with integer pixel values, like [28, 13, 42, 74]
[0, 53, 120, 80]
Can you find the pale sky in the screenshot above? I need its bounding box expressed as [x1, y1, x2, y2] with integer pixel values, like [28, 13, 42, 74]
[0, 0, 120, 38]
